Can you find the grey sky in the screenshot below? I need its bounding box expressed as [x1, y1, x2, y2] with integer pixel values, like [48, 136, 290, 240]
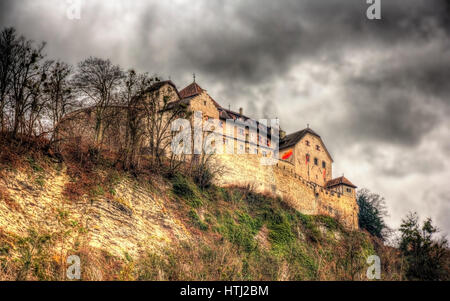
[1, 0, 449, 238]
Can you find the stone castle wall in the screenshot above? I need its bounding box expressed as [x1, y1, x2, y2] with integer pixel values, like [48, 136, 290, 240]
[212, 154, 359, 229]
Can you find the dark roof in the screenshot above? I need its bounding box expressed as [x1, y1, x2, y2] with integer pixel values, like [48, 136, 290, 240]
[326, 176, 357, 188]
[279, 127, 333, 161]
[279, 128, 319, 149]
[144, 80, 181, 99]
[222, 108, 251, 121]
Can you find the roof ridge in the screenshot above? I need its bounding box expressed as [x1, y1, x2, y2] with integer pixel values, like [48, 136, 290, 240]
[179, 82, 205, 99]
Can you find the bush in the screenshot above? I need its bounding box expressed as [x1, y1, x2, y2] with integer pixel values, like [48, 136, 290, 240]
[192, 163, 214, 190]
[315, 215, 341, 231]
[189, 209, 208, 231]
[216, 212, 260, 253]
[171, 174, 202, 208]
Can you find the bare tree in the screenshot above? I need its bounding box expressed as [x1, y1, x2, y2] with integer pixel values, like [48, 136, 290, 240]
[24, 60, 54, 137]
[72, 57, 124, 147]
[7, 30, 46, 137]
[0, 27, 16, 132]
[43, 61, 77, 142]
[119, 69, 153, 170]
[143, 84, 191, 171]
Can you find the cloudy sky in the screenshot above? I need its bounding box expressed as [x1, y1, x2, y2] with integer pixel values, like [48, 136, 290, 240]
[1, 0, 449, 238]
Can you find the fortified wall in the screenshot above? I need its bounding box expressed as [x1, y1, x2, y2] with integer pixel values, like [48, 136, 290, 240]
[212, 154, 359, 229]
[57, 80, 359, 230]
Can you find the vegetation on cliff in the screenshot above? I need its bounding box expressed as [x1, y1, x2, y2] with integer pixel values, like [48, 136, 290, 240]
[0, 135, 418, 281]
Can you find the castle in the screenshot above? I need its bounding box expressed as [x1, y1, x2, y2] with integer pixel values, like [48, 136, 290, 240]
[58, 80, 359, 229]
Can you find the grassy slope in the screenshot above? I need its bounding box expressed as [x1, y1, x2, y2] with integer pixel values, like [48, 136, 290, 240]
[0, 142, 405, 280]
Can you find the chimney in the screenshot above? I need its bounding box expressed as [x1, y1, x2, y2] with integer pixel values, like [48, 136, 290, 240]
[239, 107, 243, 115]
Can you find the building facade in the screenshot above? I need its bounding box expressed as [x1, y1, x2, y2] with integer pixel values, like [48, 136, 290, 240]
[58, 80, 359, 229]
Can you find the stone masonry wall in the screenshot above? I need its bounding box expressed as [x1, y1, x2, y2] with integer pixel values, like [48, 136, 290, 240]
[212, 154, 359, 229]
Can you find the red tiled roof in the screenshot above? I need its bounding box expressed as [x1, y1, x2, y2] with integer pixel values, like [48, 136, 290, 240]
[179, 82, 222, 109]
[179, 82, 204, 99]
[326, 176, 357, 188]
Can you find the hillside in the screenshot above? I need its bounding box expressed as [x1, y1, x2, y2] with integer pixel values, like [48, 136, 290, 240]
[0, 140, 404, 281]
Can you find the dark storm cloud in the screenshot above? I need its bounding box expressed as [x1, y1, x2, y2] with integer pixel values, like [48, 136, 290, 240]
[173, 0, 450, 86]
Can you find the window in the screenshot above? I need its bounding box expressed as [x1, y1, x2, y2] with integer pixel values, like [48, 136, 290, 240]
[306, 154, 310, 163]
[262, 151, 267, 157]
[239, 128, 244, 135]
[306, 140, 310, 146]
[346, 188, 352, 193]
[316, 145, 320, 151]
[240, 144, 244, 150]
[322, 161, 326, 168]
[203, 101, 207, 106]
[314, 158, 318, 165]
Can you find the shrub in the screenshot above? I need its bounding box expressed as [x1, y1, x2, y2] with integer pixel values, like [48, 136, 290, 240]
[267, 211, 295, 249]
[315, 215, 341, 231]
[191, 163, 214, 190]
[172, 174, 202, 208]
[216, 212, 259, 253]
[188, 209, 209, 231]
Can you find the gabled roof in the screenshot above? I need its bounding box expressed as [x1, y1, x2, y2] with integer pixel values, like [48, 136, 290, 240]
[279, 128, 320, 149]
[144, 80, 181, 99]
[280, 128, 333, 162]
[179, 82, 204, 99]
[179, 82, 222, 108]
[326, 176, 357, 188]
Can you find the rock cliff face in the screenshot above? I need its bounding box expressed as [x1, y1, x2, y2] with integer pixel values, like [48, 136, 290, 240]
[0, 164, 190, 258]
[0, 153, 402, 281]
